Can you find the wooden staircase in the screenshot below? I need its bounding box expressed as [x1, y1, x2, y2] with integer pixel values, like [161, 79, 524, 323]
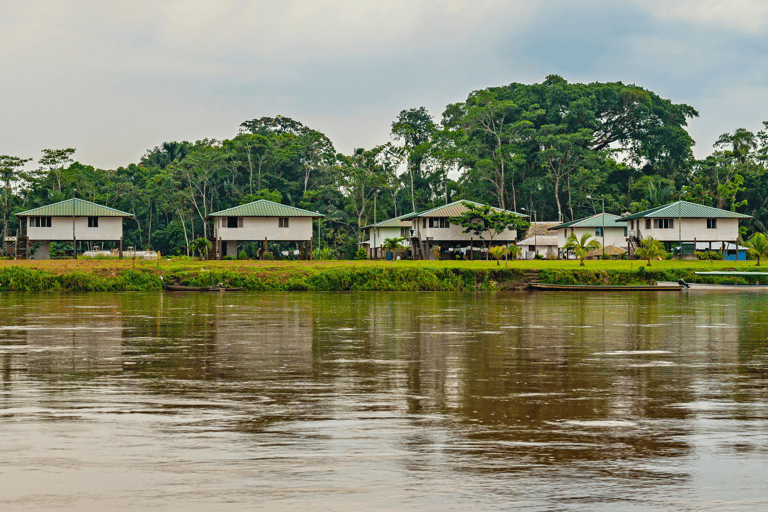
[410, 237, 423, 260]
[14, 236, 29, 260]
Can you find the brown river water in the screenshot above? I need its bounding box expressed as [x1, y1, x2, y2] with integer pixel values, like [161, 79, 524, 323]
[0, 290, 767, 511]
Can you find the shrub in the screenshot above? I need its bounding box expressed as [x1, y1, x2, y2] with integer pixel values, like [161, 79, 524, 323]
[222, 255, 234, 260]
[238, 251, 247, 260]
[354, 247, 368, 260]
[696, 250, 723, 261]
[261, 252, 274, 260]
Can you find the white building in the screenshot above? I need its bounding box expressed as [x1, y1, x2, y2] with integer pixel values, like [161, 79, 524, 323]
[517, 222, 561, 259]
[615, 201, 751, 258]
[360, 214, 412, 259]
[549, 213, 626, 258]
[206, 199, 324, 259]
[402, 200, 526, 260]
[15, 198, 133, 259]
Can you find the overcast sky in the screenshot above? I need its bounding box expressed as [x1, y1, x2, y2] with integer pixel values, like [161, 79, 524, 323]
[3, 0, 768, 169]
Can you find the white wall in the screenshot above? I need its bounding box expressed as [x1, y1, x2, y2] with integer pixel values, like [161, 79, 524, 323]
[626, 218, 740, 242]
[214, 216, 313, 241]
[27, 217, 124, 241]
[554, 226, 627, 249]
[366, 227, 410, 248]
[411, 219, 518, 242]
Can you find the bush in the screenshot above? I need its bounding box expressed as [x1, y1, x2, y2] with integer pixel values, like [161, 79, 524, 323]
[354, 247, 368, 260]
[696, 250, 723, 261]
[238, 251, 247, 260]
[222, 255, 234, 260]
[261, 252, 274, 260]
[313, 247, 337, 260]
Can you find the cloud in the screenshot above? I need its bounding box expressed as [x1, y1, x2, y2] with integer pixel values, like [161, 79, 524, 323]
[634, 0, 768, 34]
[1, 0, 767, 169]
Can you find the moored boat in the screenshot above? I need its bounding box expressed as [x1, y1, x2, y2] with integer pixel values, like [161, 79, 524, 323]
[165, 284, 242, 292]
[529, 283, 682, 291]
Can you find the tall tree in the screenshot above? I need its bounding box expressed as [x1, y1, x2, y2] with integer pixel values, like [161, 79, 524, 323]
[0, 155, 31, 241]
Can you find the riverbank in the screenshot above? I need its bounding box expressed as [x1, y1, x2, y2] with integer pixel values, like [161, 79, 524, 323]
[0, 259, 765, 292]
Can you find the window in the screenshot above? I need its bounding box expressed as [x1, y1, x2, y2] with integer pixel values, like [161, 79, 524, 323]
[645, 218, 651, 230]
[428, 217, 450, 228]
[227, 217, 239, 228]
[422, 218, 426, 229]
[400, 227, 410, 237]
[87, 216, 98, 228]
[707, 218, 717, 229]
[653, 219, 673, 229]
[31, 216, 51, 227]
[279, 217, 289, 228]
[595, 227, 603, 237]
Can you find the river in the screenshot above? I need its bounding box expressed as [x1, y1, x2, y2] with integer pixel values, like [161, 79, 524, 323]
[0, 290, 767, 511]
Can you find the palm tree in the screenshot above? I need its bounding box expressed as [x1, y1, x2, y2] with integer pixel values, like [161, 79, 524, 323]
[488, 246, 507, 266]
[189, 237, 212, 260]
[745, 232, 768, 266]
[564, 233, 601, 266]
[634, 237, 667, 267]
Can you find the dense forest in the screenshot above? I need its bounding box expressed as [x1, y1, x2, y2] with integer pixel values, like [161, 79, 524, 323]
[2, 75, 767, 257]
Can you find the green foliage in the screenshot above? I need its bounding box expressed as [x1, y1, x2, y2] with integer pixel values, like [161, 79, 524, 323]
[354, 247, 368, 260]
[563, 233, 601, 266]
[261, 252, 274, 260]
[222, 255, 234, 260]
[189, 238, 211, 260]
[237, 251, 247, 260]
[635, 237, 668, 266]
[488, 246, 507, 266]
[696, 250, 723, 261]
[382, 237, 406, 250]
[313, 247, 337, 260]
[744, 232, 768, 266]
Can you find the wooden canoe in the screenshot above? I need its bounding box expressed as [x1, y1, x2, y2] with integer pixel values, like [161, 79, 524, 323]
[529, 283, 682, 291]
[165, 284, 242, 292]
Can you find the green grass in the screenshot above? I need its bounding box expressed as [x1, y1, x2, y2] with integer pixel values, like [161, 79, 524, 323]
[0, 257, 764, 291]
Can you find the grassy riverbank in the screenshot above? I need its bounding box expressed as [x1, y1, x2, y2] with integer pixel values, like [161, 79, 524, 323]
[0, 258, 765, 292]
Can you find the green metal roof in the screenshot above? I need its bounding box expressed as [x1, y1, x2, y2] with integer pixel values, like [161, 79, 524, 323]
[401, 200, 526, 220]
[616, 201, 751, 222]
[549, 213, 623, 230]
[207, 199, 324, 219]
[16, 198, 132, 218]
[363, 213, 413, 229]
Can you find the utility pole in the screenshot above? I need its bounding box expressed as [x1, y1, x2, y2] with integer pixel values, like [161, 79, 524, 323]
[72, 189, 77, 260]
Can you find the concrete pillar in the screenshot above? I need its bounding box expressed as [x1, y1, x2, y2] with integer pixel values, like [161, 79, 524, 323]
[226, 241, 237, 258]
[34, 241, 51, 260]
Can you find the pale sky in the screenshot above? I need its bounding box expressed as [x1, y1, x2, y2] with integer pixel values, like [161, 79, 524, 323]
[3, 0, 768, 169]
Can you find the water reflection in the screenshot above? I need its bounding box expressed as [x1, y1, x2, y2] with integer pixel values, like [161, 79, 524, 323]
[0, 290, 767, 510]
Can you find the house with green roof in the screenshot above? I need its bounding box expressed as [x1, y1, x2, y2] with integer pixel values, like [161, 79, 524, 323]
[548, 213, 625, 258]
[401, 200, 526, 260]
[360, 214, 412, 259]
[15, 198, 133, 259]
[206, 199, 324, 259]
[614, 200, 751, 257]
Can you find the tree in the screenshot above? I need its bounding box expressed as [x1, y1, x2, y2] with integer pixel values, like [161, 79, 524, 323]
[744, 232, 768, 266]
[634, 237, 667, 267]
[0, 155, 31, 242]
[382, 236, 406, 251]
[392, 107, 436, 212]
[38, 148, 76, 192]
[449, 202, 529, 260]
[563, 233, 601, 266]
[189, 237, 212, 260]
[488, 245, 507, 266]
